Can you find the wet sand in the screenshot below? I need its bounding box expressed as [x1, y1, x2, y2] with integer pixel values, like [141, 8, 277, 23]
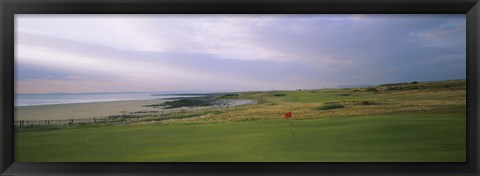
[15, 99, 169, 121]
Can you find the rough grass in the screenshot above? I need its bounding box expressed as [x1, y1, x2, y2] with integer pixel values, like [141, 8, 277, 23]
[152, 80, 465, 125]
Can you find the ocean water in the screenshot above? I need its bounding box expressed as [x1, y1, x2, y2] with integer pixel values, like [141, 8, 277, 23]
[15, 92, 203, 107]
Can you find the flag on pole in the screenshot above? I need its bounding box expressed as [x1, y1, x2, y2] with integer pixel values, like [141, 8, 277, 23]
[284, 111, 295, 142]
[284, 111, 292, 119]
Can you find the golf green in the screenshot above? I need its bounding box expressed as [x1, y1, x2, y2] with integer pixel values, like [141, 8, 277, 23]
[15, 111, 465, 162]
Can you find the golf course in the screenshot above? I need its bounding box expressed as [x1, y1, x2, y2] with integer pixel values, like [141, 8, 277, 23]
[15, 80, 466, 162]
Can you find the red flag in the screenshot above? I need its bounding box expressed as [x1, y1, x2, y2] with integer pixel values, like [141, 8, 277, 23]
[284, 111, 292, 119]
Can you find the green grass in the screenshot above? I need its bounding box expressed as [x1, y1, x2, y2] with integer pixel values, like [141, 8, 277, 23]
[15, 111, 465, 162]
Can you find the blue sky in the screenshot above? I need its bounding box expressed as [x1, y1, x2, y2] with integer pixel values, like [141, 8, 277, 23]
[15, 14, 466, 94]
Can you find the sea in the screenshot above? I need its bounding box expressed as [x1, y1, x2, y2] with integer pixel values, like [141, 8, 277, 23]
[15, 92, 206, 107]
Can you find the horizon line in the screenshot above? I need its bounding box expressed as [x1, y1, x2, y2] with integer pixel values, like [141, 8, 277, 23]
[15, 78, 466, 95]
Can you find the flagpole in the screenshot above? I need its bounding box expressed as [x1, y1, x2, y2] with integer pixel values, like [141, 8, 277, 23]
[291, 118, 295, 142]
[284, 111, 295, 143]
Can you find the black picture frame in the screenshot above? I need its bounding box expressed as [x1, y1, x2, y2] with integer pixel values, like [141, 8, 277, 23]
[1, 0, 479, 175]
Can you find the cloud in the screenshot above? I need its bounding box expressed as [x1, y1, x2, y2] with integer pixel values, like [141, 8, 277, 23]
[16, 15, 288, 61]
[408, 18, 466, 49]
[15, 14, 467, 93]
[16, 32, 314, 93]
[17, 15, 173, 52]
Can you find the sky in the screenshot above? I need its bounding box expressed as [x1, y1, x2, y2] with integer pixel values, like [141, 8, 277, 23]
[15, 14, 466, 94]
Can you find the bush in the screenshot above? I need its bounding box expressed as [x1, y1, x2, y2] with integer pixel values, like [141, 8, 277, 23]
[385, 86, 400, 91]
[358, 100, 376, 105]
[163, 97, 214, 109]
[314, 103, 345, 110]
[428, 82, 464, 89]
[337, 93, 350, 96]
[366, 87, 378, 92]
[385, 85, 420, 91]
[403, 85, 420, 90]
[273, 93, 287, 97]
[218, 94, 240, 99]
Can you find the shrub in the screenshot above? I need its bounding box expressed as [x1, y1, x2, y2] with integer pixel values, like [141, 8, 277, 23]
[403, 85, 420, 90]
[314, 103, 345, 110]
[163, 97, 214, 109]
[218, 94, 240, 99]
[386, 85, 420, 91]
[337, 93, 350, 96]
[366, 87, 378, 92]
[385, 86, 400, 91]
[358, 100, 376, 105]
[379, 83, 401, 87]
[273, 93, 287, 97]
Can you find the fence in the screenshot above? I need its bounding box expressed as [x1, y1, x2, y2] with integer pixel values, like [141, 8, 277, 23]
[14, 108, 196, 127]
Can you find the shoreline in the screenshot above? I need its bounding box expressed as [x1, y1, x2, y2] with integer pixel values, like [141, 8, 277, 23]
[15, 97, 257, 121]
[15, 99, 173, 121]
[15, 98, 166, 108]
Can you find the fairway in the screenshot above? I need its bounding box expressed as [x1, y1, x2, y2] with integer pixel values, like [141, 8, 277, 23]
[15, 111, 465, 162]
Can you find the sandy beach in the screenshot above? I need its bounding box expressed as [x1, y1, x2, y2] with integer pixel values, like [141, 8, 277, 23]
[15, 99, 169, 121]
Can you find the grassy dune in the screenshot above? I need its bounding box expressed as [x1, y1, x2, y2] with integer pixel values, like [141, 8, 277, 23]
[158, 80, 466, 124]
[15, 80, 467, 162]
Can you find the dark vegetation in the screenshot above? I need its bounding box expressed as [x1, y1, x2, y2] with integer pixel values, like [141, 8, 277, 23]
[155, 93, 247, 109]
[379, 80, 465, 91]
[324, 101, 340, 104]
[217, 93, 240, 99]
[151, 93, 208, 96]
[356, 100, 378, 105]
[366, 87, 378, 92]
[314, 103, 345, 110]
[273, 93, 287, 97]
[163, 97, 218, 109]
